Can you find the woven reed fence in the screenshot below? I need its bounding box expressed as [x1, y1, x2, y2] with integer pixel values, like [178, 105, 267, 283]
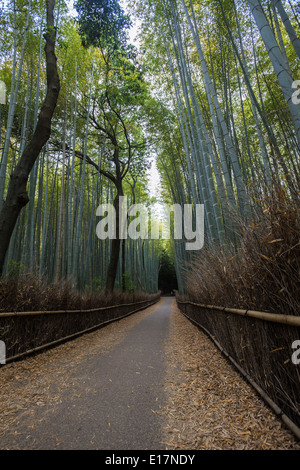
[176, 297, 300, 439]
[0, 294, 160, 363]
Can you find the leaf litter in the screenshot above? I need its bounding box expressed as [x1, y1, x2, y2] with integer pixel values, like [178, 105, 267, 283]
[160, 301, 300, 450]
[1, 299, 300, 450]
[0, 302, 160, 448]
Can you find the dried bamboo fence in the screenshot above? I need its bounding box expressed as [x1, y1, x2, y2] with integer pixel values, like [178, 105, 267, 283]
[0, 294, 160, 363]
[176, 296, 300, 440]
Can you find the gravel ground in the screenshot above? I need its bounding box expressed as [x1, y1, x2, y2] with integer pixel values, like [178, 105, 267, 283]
[160, 301, 300, 450]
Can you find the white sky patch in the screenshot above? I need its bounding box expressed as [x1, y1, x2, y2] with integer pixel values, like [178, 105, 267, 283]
[66, 0, 78, 18]
[147, 158, 161, 199]
[120, 0, 141, 47]
[147, 158, 166, 222]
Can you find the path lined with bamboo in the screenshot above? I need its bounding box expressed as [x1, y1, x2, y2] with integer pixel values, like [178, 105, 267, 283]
[0, 298, 299, 450]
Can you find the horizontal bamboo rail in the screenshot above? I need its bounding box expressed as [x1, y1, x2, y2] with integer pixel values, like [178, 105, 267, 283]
[176, 295, 300, 441]
[176, 300, 300, 327]
[0, 295, 161, 364]
[3, 297, 160, 364]
[0, 298, 158, 318]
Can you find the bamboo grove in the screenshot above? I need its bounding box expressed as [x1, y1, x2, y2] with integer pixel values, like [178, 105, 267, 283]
[0, 0, 161, 295]
[129, 0, 300, 306]
[0, 0, 299, 307]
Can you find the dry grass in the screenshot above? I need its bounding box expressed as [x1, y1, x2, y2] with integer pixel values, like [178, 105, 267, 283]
[0, 273, 158, 313]
[184, 188, 300, 315]
[176, 189, 300, 435]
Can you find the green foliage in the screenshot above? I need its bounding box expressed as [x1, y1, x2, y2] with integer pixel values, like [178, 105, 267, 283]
[6, 260, 24, 278]
[74, 0, 131, 50]
[3, 0, 298, 298]
[122, 271, 136, 292]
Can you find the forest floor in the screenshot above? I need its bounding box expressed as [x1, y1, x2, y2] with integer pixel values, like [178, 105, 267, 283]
[161, 301, 300, 450]
[0, 297, 299, 450]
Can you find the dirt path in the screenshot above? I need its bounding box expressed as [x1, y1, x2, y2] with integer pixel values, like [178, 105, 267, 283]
[0, 299, 170, 450]
[0, 297, 299, 450]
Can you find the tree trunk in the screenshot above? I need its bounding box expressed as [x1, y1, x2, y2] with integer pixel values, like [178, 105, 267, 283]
[273, 0, 300, 60]
[247, 0, 300, 147]
[0, 0, 31, 210]
[180, 0, 251, 220]
[105, 182, 124, 292]
[0, 0, 60, 275]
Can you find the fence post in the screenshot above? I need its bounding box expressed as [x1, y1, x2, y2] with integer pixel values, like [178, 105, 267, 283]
[0, 340, 6, 364]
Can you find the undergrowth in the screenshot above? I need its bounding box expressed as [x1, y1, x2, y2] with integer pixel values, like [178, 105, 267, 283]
[184, 188, 300, 315]
[0, 274, 158, 313]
